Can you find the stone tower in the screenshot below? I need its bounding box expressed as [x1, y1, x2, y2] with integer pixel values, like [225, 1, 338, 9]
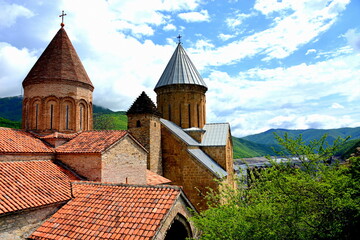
[154, 43, 207, 129]
[22, 26, 94, 133]
[127, 91, 162, 175]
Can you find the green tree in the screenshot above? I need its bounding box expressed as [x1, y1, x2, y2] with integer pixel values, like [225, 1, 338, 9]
[191, 134, 360, 240]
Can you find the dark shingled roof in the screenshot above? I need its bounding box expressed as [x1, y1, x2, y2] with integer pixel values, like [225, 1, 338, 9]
[154, 43, 207, 90]
[127, 91, 161, 116]
[22, 27, 94, 90]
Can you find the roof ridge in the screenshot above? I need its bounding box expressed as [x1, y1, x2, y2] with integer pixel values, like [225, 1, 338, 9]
[71, 180, 182, 191]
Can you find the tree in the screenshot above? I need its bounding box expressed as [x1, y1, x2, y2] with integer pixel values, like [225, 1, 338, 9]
[191, 134, 360, 240]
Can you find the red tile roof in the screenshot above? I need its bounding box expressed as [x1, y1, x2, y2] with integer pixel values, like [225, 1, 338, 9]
[55, 130, 128, 153]
[29, 182, 181, 240]
[22, 27, 94, 91]
[0, 127, 53, 153]
[33, 131, 79, 140]
[146, 170, 171, 185]
[0, 160, 79, 215]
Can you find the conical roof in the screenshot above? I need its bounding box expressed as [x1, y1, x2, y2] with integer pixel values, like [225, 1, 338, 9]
[22, 27, 94, 90]
[154, 43, 207, 90]
[127, 91, 161, 116]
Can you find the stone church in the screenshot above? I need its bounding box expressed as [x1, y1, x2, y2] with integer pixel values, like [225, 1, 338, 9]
[0, 20, 234, 239]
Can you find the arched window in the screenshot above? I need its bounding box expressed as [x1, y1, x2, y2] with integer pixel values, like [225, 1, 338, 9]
[179, 104, 182, 127]
[65, 105, 70, 130]
[50, 104, 54, 130]
[168, 104, 172, 121]
[79, 104, 84, 130]
[35, 103, 39, 130]
[188, 104, 191, 127]
[197, 104, 200, 127]
[136, 120, 141, 127]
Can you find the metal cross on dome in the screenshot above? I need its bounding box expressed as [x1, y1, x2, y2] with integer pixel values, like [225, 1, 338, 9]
[59, 10, 67, 27]
[177, 34, 182, 44]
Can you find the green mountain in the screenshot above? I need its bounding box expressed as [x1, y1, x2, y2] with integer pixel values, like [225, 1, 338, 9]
[232, 137, 280, 159]
[242, 128, 360, 145]
[0, 96, 23, 121]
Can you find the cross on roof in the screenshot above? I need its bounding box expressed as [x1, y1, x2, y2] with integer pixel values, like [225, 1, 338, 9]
[177, 34, 182, 44]
[59, 10, 67, 27]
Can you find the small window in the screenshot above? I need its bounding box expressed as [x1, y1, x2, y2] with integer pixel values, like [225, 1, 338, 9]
[136, 120, 141, 127]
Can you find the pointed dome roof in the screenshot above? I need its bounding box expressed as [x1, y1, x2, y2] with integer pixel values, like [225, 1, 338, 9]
[22, 27, 94, 91]
[154, 43, 207, 90]
[127, 91, 161, 116]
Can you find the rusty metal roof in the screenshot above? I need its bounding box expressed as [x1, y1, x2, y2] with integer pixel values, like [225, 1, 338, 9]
[154, 44, 207, 90]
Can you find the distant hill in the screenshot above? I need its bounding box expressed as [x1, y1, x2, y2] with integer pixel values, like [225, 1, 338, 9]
[242, 128, 360, 145]
[0, 96, 23, 121]
[232, 137, 280, 159]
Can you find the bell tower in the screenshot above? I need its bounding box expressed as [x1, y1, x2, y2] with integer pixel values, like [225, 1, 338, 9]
[22, 21, 94, 133]
[154, 43, 207, 129]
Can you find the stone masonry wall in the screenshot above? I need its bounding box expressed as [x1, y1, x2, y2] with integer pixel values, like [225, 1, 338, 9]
[101, 136, 147, 184]
[156, 85, 206, 129]
[56, 153, 101, 181]
[161, 126, 219, 210]
[23, 82, 93, 132]
[0, 203, 64, 240]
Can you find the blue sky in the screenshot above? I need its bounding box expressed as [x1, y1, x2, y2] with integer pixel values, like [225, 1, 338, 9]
[0, 0, 359, 137]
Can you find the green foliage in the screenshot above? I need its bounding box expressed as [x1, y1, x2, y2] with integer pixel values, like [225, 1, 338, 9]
[191, 134, 360, 240]
[0, 117, 21, 129]
[0, 96, 23, 121]
[93, 112, 127, 130]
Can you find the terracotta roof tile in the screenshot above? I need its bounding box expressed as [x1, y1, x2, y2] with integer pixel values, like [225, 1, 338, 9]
[22, 27, 94, 90]
[146, 170, 171, 185]
[29, 182, 181, 240]
[32, 131, 79, 140]
[55, 130, 127, 153]
[0, 127, 53, 153]
[0, 160, 79, 215]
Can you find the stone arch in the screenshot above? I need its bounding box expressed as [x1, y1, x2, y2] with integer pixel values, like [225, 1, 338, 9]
[28, 97, 43, 130]
[164, 214, 192, 240]
[44, 96, 60, 131]
[60, 97, 76, 131]
[78, 99, 89, 131]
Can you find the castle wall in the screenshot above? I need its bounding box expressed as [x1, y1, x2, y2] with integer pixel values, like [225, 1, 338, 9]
[101, 136, 147, 184]
[161, 126, 219, 210]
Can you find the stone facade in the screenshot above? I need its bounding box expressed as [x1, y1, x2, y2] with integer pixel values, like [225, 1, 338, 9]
[161, 126, 219, 210]
[155, 84, 207, 129]
[22, 82, 93, 133]
[128, 114, 162, 175]
[102, 136, 148, 184]
[57, 135, 148, 184]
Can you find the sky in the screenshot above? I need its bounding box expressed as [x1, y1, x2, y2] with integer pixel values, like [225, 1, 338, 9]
[0, 0, 359, 137]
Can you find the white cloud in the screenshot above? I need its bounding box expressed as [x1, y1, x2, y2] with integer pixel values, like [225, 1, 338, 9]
[163, 24, 176, 31]
[218, 33, 235, 41]
[343, 28, 360, 52]
[305, 49, 317, 55]
[331, 103, 344, 109]
[0, 1, 34, 28]
[0, 42, 37, 97]
[190, 0, 351, 68]
[225, 12, 253, 29]
[178, 10, 210, 22]
[205, 51, 360, 136]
